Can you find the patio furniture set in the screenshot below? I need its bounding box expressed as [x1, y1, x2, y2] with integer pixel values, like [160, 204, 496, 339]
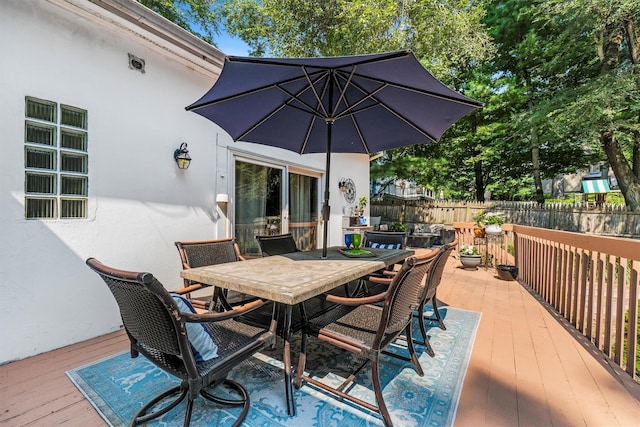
[86, 232, 456, 427]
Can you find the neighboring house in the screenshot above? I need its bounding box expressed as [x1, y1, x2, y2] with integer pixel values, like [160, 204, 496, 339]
[543, 164, 618, 199]
[0, 0, 370, 364]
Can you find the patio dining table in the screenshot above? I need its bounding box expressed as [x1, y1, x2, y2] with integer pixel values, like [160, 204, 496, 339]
[180, 246, 414, 416]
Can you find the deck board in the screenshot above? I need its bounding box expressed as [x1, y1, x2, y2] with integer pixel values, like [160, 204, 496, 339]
[1, 255, 639, 426]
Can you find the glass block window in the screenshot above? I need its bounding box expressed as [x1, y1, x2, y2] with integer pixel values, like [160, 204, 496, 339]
[24, 97, 88, 219]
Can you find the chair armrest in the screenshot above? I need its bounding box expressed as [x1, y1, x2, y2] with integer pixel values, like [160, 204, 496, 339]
[367, 275, 393, 284]
[172, 283, 206, 295]
[325, 292, 387, 306]
[181, 298, 267, 323]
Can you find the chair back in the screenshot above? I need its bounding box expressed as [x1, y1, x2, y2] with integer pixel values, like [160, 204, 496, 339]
[176, 238, 242, 270]
[256, 233, 299, 256]
[375, 250, 439, 349]
[363, 230, 406, 249]
[421, 243, 455, 303]
[86, 258, 194, 366]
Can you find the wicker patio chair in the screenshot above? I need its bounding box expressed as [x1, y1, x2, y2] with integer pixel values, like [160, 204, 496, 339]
[255, 233, 299, 256]
[174, 238, 254, 311]
[364, 243, 456, 356]
[294, 250, 438, 427]
[363, 230, 407, 249]
[86, 258, 275, 427]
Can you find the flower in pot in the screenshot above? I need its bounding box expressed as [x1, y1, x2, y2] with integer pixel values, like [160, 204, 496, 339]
[459, 244, 482, 270]
[483, 214, 504, 235]
[473, 212, 487, 237]
[355, 194, 367, 216]
[475, 212, 504, 236]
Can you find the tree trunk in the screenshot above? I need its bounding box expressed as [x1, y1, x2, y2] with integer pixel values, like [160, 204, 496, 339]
[524, 70, 544, 206]
[474, 159, 485, 201]
[598, 21, 640, 209]
[601, 131, 640, 210]
[625, 18, 640, 178]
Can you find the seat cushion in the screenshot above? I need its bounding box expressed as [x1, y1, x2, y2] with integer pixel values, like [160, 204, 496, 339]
[171, 294, 218, 361]
[370, 242, 401, 249]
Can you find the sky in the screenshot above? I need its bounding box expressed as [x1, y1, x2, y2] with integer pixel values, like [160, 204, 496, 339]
[215, 30, 250, 56]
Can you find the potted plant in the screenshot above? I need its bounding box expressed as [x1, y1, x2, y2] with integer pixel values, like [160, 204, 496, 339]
[483, 214, 504, 235]
[459, 244, 482, 270]
[474, 211, 487, 237]
[355, 194, 367, 216]
[475, 212, 504, 235]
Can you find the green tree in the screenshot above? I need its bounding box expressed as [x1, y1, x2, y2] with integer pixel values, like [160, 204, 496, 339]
[138, 0, 221, 44]
[519, 0, 640, 209]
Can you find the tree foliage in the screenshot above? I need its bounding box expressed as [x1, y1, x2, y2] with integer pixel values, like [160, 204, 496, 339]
[139, 0, 220, 44]
[143, 0, 640, 208]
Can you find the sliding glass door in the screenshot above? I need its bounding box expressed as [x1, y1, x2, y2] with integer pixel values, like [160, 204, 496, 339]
[234, 159, 319, 256]
[288, 172, 318, 251]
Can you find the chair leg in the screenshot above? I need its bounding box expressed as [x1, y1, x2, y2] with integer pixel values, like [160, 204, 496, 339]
[371, 359, 394, 427]
[200, 379, 250, 427]
[415, 313, 435, 357]
[405, 325, 424, 376]
[295, 336, 307, 389]
[130, 383, 188, 426]
[432, 296, 446, 330]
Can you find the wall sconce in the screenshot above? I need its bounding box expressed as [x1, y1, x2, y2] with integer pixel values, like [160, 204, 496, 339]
[173, 142, 191, 169]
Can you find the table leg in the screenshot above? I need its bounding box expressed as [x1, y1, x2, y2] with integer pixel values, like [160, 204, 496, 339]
[282, 304, 296, 416]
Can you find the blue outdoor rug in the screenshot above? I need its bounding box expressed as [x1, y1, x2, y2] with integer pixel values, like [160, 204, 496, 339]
[67, 306, 480, 427]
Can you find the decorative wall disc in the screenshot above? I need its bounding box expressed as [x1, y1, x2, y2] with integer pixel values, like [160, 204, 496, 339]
[341, 178, 356, 203]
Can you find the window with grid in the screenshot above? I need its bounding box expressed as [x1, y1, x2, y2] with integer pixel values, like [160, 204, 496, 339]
[24, 97, 88, 219]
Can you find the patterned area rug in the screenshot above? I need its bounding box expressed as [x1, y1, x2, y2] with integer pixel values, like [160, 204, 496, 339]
[67, 306, 480, 426]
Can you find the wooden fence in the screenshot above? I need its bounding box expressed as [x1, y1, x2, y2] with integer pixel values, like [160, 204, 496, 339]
[371, 200, 640, 239]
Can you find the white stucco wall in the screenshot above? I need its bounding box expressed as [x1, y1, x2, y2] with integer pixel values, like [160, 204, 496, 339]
[0, 0, 369, 364]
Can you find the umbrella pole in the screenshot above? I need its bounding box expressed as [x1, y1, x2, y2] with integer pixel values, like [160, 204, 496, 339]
[322, 120, 333, 259]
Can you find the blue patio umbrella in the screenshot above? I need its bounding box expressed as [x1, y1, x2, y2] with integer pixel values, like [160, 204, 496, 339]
[186, 50, 482, 257]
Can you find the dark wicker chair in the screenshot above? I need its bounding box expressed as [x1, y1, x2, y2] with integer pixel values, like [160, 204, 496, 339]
[365, 243, 456, 356]
[294, 250, 439, 427]
[419, 241, 457, 333]
[174, 238, 252, 311]
[363, 230, 407, 249]
[86, 258, 275, 427]
[255, 233, 299, 256]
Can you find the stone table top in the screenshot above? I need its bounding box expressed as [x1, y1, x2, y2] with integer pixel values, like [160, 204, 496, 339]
[181, 246, 413, 305]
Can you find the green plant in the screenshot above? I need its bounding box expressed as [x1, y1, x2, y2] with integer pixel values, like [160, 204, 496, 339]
[389, 222, 406, 232]
[358, 194, 368, 209]
[459, 244, 479, 255]
[475, 211, 504, 227]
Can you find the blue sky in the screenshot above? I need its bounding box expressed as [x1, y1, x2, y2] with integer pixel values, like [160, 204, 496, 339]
[216, 31, 250, 56]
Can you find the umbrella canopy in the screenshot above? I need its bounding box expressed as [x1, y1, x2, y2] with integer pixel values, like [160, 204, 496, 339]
[186, 50, 482, 257]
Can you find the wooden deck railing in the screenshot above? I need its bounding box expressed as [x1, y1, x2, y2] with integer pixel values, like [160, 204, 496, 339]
[454, 222, 640, 379]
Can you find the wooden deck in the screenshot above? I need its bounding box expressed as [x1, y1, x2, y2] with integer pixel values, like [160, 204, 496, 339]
[2, 254, 640, 426]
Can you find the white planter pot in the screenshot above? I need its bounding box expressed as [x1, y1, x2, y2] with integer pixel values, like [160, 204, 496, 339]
[460, 255, 482, 270]
[485, 224, 502, 235]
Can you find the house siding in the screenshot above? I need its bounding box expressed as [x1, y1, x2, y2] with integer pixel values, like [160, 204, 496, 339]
[0, 0, 369, 363]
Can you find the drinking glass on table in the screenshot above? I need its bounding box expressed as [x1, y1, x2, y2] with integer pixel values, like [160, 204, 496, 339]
[344, 233, 353, 249]
[352, 233, 361, 249]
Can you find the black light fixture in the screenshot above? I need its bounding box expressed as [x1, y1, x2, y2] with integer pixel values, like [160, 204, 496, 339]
[173, 142, 191, 169]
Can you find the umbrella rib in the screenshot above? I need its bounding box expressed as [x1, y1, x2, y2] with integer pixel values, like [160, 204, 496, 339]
[301, 67, 330, 119]
[236, 71, 331, 142]
[342, 69, 483, 108]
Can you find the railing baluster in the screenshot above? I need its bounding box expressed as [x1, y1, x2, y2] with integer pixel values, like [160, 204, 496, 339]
[626, 266, 638, 378]
[604, 259, 614, 356]
[615, 264, 625, 365]
[595, 257, 604, 349]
